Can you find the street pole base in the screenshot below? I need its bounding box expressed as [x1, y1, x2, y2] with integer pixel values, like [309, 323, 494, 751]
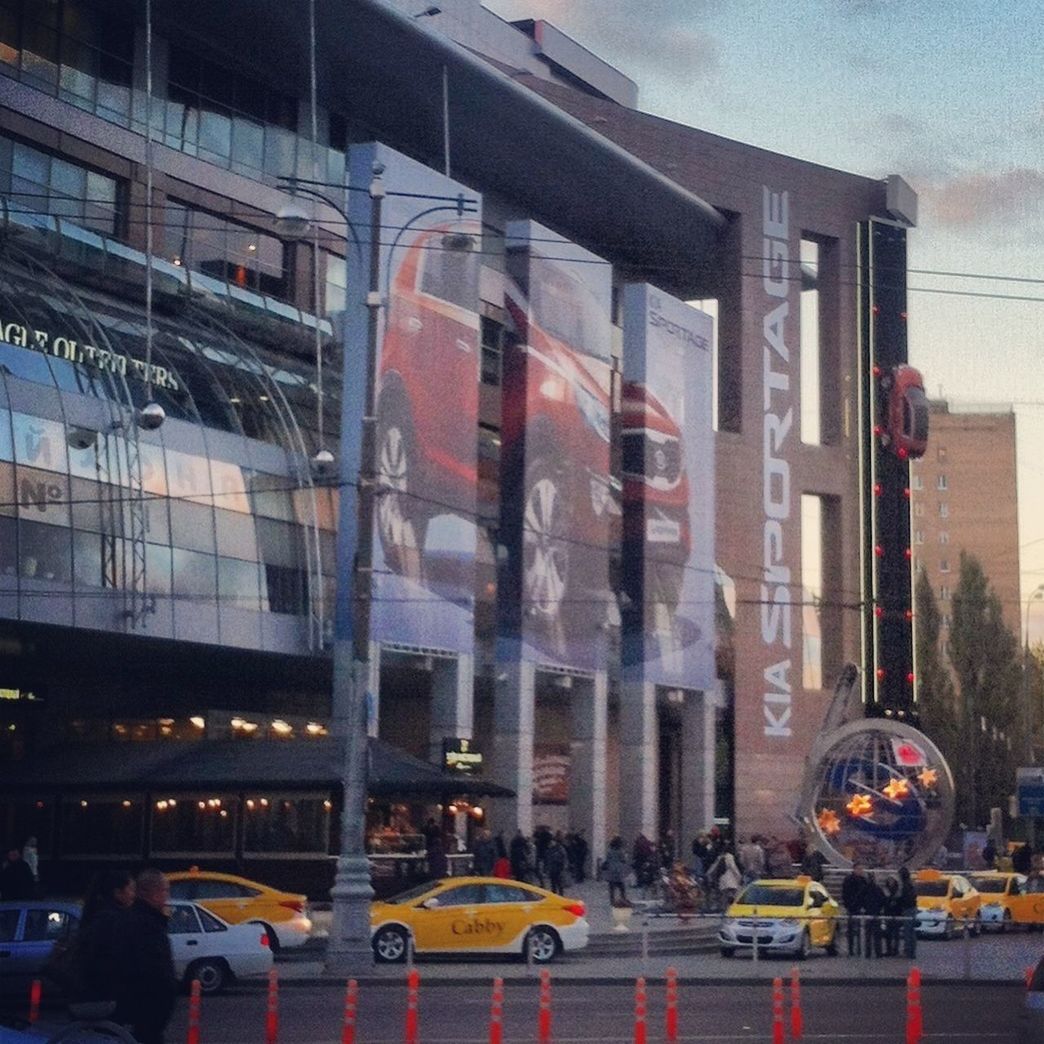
[325, 854, 375, 975]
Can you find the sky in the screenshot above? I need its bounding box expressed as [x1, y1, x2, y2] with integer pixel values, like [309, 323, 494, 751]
[486, 0, 1044, 638]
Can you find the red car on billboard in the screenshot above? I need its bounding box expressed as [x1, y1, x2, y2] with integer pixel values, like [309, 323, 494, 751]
[620, 381, 691, 613]
[883, 363, 929, 460]
[374, 221, 480, 577]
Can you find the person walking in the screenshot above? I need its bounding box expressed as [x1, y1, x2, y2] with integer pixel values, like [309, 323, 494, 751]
[545, 833, 568, 895]
[841, 863, 868, 956]
[862, 874, 885, 958]
[707, 845, 742, 908]
[509, 828, 532, 883]
[882, 876, 902, 956]
[801, 845, 827, 882]
[0, 847, 34, 900]
[603, 836, 631, 907]
[113, 869, 178, 1044]
[567, 830, 588, 883]
[72, 868, 137, 1008]
[426, 835, 448, 879]
[738, 836, 765, 883]
[532, 825, 552, 888]
[471, 829, 496, 876]
[898, 866, 918, 959]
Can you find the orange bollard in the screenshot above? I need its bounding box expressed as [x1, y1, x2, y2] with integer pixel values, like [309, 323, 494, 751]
[789, 965, 803, 1040]
[538, 967, 552, 1044]
[405, 967, 420, 1044]
[186, 978, 202, 1044]
[665, 966, 678, 1043]
[265, 968, 279, 1044]
[633, 976, 647, 1044]
[489, 976, 504, 1044]
[341, 979, 358, 1044]
[905, 967, 923, 1044]
[771, 977, 784, 1044]
[28, 979, 41, 1025]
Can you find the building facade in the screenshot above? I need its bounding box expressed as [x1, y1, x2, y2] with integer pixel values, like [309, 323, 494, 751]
[0, 0, 912, 884]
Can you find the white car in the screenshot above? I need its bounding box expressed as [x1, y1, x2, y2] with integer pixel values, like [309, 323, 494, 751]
[168, 901, 273, 993]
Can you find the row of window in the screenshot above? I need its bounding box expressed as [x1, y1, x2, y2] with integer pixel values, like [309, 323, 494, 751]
[911, 474, 949, 491]
[912, 530, 950, 545]
[913, 502, 949, 518]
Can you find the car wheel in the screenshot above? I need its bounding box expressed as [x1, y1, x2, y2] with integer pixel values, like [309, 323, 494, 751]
[372, 925, 409, 964]
[522, 457, 570, 623]
[187, 958, 228, 995]
[720, 947, 735, 959]
[796, 929, 811, 961]
[524, 926, 560, 964]
[375, 392, 428, 580]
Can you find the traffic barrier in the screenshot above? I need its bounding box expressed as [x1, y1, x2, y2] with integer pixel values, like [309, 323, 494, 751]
[405, 967, 420, 1044]
[665, 966, 678, 1043]
[341, 979, 358, 1044]
[28, 978, 41, 1025]
[538, 967, 552, 1044]
[489, 976, 503, 1044]
[905, 967, 923, 1044]
[186, 979, 201, 1044]
[265, 968, 279, 1044]
[789, 965, 803, 1040]
[633, 976, 647, 1044]
[771, 977, 784, 1044]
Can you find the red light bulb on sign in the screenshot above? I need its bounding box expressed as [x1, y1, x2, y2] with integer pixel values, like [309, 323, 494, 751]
[905, 609, 914, 621]
[874, 544, 885, 557]
[904, 548, 913, 559]
[906, 672, 915, 684]
[898, 446, 909, 459]
[873, 483, 882, 496]
[876, 668, 886, 681]
[903, 487, 911, 499]
[874, 606, 885, 619]
[872, 365, 882, 377]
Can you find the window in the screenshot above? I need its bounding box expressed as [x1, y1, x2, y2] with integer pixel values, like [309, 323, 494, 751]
[799, 239, 820, 445]
[434, 884, 484, 906]
[0, 910, 19, 943]
[485, 884, 540, 904]
[164, 201, 287, 300]
[150, 794, 235, 855]
[417, 232, 479, 309]
[23, 909, 74, 942]
[911, 474, 923, 491]
[0, 133, 121, 236]
[244, 794, 331, 854]
[940, 585, 950, 602]
[914, 530, 924, 545]
[168, 905, 202, 935]
[937, 474, 948, 490]
[193, 880, 259, 900]
[940, 559, 950, 573]
[198, 908, 227, 933]
[61, 796, 143, 856]
[914, 503, 924, 517]
[323, 252, 347, 316]
[939, 531, 950, 545]
[937, 446, 947, 462]
[943, 615, 951, 628]
[939, 502, 949, 518]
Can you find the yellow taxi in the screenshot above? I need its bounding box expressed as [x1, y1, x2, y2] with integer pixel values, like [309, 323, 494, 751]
[913, 869, 981, 938]
[718, 877, 840, 959]
[369, 876, 589, 963]
[968, 872, 1027, 931]
[167, 869, 312, 951]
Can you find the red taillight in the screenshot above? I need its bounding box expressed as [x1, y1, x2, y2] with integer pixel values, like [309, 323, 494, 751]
[260, 933, 270, 948]
[564, 902, 585, 918]
[279, 900, 305, 914]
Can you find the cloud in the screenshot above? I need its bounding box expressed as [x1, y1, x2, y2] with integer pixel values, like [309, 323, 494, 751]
[922, 168, 1044, 229]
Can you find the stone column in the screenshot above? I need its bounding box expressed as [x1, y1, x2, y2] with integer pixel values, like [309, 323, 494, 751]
[569, 670, 608, 865]
[680, 689, 716, 849]
[618, 679, 658, 849]
[489, 655, 536, 837]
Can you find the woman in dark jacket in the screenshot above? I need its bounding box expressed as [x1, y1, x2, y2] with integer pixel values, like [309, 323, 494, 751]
[76, 868, 136, 1006]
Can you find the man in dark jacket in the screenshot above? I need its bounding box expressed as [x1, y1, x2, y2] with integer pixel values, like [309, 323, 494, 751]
[113, 869, 178, 1044]
[841, 863, 868, 956]
[862, 875, 886, 958]
[898, 866, 918, 958]
[0, 848, 35, 899]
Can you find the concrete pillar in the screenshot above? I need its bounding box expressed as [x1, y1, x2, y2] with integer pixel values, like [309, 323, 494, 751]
[569, 671, 608, 865]
[680, 689, 716, 850]
[489, 655, 536, 837]
[428, 653, 474, 762]
[618, 679, 658, 850]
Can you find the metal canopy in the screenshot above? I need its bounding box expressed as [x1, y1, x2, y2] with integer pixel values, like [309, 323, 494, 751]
[123, 0, 723, 292]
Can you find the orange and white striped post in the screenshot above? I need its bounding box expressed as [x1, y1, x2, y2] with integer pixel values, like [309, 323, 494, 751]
[665, 966, 679, 1042]
[771, 976, 784, 1044]
[405, 967, 420, 1044]
[27, 979, 41, 1025]
[489, 976, 504, 1044]
[789, 965, 803, 1040]
[633, 976, 647, 1044]
[186, 978, 202, 1044]
[538, 967, 552, 1044]
[264, 968, 279, 1044]
[341, 979, 358, 1044]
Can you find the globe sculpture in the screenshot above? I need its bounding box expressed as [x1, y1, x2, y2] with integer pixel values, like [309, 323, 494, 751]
[798, 718, 955, 870]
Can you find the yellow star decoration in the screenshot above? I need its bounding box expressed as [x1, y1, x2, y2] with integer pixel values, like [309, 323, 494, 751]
[882, 778, 910, 801]
[817, 808, 841, 835]
[918, 768, 938, 788]
[846, 793, 873, 817]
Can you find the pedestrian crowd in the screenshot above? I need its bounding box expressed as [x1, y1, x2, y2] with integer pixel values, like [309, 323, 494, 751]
[839, 862, 919, 959]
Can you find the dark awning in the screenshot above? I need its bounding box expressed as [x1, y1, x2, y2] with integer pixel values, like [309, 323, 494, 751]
[1, 737, 513, 798]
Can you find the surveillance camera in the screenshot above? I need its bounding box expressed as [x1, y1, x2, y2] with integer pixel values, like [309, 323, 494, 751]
[137, 402, 166, 431]
[66, 427, 98, 451]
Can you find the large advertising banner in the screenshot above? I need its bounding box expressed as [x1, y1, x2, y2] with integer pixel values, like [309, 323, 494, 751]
[339, 142, 481, 653]
[620, 284, 715, 691]
[499, 222, 614, 671]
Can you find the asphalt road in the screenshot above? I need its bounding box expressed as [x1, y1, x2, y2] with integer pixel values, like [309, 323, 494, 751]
[165, 981, 1026, 1042]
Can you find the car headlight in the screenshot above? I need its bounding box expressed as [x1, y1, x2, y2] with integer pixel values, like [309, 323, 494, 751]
[780, 918, 800, 927]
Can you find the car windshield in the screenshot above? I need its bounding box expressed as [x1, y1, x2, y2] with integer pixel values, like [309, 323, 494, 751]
[915, 881, 949, 897]
[737, 886, 804, 907]
[383, 882, 441, 905]
[969, 878, 1006, 894]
